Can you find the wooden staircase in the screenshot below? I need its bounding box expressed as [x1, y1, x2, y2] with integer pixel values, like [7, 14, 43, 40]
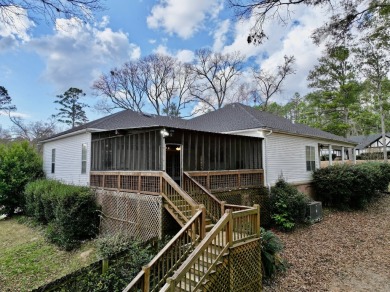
[123, 172, 261, 292]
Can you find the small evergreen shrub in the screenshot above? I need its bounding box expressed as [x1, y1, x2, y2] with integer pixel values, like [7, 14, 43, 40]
[24, 179, 100, 250]
[261, 227, 287, 280]
[270, 179, 309, 231]
[312, 162, 390, 210]
[0, 141, 44, 216]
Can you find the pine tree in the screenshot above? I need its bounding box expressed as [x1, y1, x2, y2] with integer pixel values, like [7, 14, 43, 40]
[53, 88, 89, 128]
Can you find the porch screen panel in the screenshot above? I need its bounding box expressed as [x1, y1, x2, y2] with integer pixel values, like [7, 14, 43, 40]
[91, 130, 161, 171]
[179, 131, 262, 171]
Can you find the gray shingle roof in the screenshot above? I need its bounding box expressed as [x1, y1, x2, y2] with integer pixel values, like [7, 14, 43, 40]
[44, 103, 356, 145]
[188, 103, 355, 144]
[350, 133, 390, 150]
[45, 110, 188, 140]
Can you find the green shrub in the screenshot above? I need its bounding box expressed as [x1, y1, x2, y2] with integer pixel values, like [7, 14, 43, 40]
[261, 228, 287, 280]
[312, 162, 390, 210]
[24, 180, 100, 250]
[270, 179, 309, 231]
[0, 141, 44, 216]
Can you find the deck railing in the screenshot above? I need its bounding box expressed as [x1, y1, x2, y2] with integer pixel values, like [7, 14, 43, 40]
[160, 205, 260, 291]
[123, 208, 206, 292]
[186, 169, 264, 192]
[90, 171, 199, 224]
[183, 172, 226, 223]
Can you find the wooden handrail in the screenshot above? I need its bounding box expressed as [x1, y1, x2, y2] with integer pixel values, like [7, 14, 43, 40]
[183, 172, 225, 222]
[163, 206, 260, 291]
[123, 209, 206, 292]
[161, 172, 198, 209]
[168, 212, 231, 282]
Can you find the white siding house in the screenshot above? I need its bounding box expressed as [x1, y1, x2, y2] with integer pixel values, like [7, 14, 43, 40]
[225, 129, 355, 188]
[43, 131, 91, 186]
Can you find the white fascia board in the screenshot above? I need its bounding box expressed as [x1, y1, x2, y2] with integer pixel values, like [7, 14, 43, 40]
[40, 128, 104, 143]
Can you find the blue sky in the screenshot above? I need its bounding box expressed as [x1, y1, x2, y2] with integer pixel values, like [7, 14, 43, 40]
[0, 0, 328, 130]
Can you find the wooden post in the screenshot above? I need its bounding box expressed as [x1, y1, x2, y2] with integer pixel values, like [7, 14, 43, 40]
[117, 173, 120, 191]
[166, 278, 174, 291]
[138, 173, 142, 193]
[254, 204, 261, 236]
[225, 209, 233, 246]
[221, 201, 226, 216]
[237, 173, 241, 188]
[159, 172, 163, 194]
[328, 145, 333, 166]
[142, 266, 150, 292]
[199, 204, 206, 240]
[341, 146, 345, 163]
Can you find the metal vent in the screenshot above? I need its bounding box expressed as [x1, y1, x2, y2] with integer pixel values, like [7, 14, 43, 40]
[306, 201, 322, 223]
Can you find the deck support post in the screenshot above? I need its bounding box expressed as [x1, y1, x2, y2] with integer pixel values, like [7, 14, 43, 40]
[142, 266, 150, 292]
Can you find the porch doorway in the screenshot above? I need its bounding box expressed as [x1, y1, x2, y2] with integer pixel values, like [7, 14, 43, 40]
[165, 143, 183, 185]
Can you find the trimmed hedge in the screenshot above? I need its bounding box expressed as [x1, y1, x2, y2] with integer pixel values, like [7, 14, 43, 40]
[24, 180, 100, 250]
[312, 162, 390, 210]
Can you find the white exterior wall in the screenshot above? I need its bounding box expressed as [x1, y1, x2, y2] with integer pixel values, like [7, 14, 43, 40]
[225, 129, 354, 186]
[42, 132, 91, 186]
[265, 133, 319, 185]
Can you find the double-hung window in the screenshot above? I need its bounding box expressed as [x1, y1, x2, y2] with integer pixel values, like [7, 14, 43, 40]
[81, 143, 87, 174]
[51, 149, 56, 173]
[306, 146, 316, 171]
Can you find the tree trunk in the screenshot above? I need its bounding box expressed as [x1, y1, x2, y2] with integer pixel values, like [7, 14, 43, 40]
[379, 82, 388, 162]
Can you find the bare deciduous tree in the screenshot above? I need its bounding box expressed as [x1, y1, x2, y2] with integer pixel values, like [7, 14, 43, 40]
[252, 55, 296, 110]
[190, 49, 244, 112]
[0, 0, 103, 27]
[93, 54, 194, 116]
[9, 114, 57, 143]
[228, 0, 390, 44]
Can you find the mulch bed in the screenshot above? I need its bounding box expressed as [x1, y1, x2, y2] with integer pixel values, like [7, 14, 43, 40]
[264, 194, 390, 292]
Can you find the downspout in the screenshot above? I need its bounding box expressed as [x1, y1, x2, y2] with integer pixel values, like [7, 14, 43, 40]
[262, 130, 273, 194]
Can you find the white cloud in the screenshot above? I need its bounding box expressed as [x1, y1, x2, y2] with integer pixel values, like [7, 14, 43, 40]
[176, 50, 194, 63]
[0, 6, 34, 52]
[153, 45, 194, 63]
[212, 19, 230, 52]
[0, 110, 30, 119]
[30, 17, 141, 92]
[221, 6, 328, 103]
[147, 0, 224, 39]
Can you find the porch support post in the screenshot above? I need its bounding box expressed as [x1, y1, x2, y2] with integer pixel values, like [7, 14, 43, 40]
[341, 146, 345, 163]
[328, 144, 333, 166]
[353, 148, 357, 164]
[161, 135, 166, 171]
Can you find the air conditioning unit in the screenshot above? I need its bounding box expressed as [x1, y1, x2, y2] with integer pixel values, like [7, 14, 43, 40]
[306, 201, 322, 223]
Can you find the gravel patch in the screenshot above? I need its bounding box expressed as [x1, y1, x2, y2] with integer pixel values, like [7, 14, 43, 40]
[264, 194, 390, 292]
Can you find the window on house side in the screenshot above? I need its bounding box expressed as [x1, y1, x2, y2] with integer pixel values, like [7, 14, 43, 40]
[306, 146, 316, 171]
[51, 149, 56, 174]
[81, 143, 87, 174]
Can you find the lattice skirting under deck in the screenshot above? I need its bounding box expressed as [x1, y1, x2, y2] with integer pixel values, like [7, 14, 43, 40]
[96, 190, 163, 241]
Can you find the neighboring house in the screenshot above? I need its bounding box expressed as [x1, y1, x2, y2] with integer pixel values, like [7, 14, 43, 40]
[350, 133, 390, 156]
[41, 103, 357, 191]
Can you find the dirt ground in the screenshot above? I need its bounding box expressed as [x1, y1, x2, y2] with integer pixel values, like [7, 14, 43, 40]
[263, 194, 390, 292]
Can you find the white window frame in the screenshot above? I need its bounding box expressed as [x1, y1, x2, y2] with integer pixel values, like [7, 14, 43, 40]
[51, 148, 56, 174]
[306, 146, 316, 171]
[81, 143, 87, 174]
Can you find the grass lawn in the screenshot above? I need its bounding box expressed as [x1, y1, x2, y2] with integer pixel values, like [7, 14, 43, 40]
[0, 216, 98, 292]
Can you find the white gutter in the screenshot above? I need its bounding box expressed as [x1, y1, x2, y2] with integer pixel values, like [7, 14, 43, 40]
[224, 128, 357, 147]
[40, 128, 105, 143]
